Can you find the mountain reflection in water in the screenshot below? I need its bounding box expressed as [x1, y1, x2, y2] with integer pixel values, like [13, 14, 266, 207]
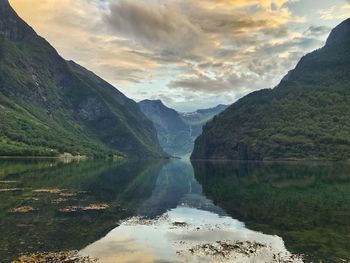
[0, 159, 349, 262]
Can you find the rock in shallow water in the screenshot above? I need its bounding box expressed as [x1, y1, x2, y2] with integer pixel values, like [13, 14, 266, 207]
[12, 251, 98, 263]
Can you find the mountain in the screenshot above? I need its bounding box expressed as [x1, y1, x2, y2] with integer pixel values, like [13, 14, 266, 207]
[138, 100, 191, 156]
[192, 18, 350, 161]
[181, 104, 228, 126]
[0, 0, 166, 158]
[138, 100, 227, 156]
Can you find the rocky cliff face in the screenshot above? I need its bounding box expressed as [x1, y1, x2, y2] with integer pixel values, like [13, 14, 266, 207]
[191, 18, 350, 161]
[0, 0, 166, 158]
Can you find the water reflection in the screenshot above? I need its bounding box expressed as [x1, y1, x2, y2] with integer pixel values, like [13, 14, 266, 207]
[1, 159, 349, 262]
[81, 207, 297, 263]
[193, 161, 350, 262]
[80, 160, 300, 263]
[0, 159, 165, 261]
[137, 160, 225, 217]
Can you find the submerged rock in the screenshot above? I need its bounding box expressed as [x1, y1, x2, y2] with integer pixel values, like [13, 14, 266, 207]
[172, 221, 188, 227]
[12, 251, 98, 263]
[59, 203, 109, 213]
[12, 206, 35, 213]
[176, 240, 303, 263]
[186, 241, 266, 258]
[178, 240, 303, 262]
[119, 214, 170, 226]
[33, 188, 62, 194]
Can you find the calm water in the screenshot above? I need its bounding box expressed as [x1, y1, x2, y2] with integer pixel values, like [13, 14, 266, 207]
[0, 159, 349, 262]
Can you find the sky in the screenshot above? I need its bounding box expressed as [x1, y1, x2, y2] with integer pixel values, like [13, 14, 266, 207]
[9, 0, 350, 112]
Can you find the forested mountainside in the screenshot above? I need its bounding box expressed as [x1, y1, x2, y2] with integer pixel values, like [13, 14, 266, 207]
[0, 0, 166, 158]
[192, 18, 350, 161]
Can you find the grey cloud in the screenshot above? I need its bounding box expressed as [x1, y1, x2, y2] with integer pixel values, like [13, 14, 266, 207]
[103, 0, 205, 56]
[193, 13, 277, 34]
[91, 1, 332, 108]
[198, 62, 224, 69]
[51, 0, 329, 99]
[167, 67, 266, 94]
[168, 76, 233, 93]
[97, 63, 146, 84]
[261, 26, 290, 38]
[102, 0, 297, 64]
[304, 25, 331, 37]
[14, 0, 328, 111]
[259, 37, 323, 55]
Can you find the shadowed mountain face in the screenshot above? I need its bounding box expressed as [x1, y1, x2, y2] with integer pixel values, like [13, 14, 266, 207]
[192, 18, 350, 161]
[139, 100, 228, 156]
[0, 0, 166, 158]
[326, 18, 350, 46]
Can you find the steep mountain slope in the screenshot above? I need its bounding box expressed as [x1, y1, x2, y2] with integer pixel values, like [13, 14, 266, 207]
[192, 18, 350, 161]
[0, 0, 166, 158]
[181, 104, 228, 138]
[139, 100, 227, 156]
[138, 100, 191, 156]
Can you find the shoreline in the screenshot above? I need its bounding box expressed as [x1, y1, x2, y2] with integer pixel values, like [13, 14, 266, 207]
[0, 155, 89, 161]
[0, 156, 348, 163]
[0, 156, 61, 159]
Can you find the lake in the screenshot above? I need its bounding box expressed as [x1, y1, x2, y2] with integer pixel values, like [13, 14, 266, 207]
[0, 159, 349, 262]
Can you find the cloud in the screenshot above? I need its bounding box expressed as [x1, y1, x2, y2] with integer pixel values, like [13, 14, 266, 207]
[192, 0, 289, 8]
[9, 0, 160, 86]
[318, 3, 350, 20]
[102, 0, 301, 60]
[101, 0, 308, 95]
[9, 0, 333, 111]
[169, 76, 232, 93]
[304, 25, 332, 37]
[104, 0, 207, 56]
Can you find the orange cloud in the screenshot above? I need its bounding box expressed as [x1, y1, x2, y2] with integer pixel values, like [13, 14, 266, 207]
[8, 0, 319, 106]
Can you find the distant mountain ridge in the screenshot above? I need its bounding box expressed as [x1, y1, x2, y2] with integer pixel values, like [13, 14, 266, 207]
[181, 104, 228, 124]
[0, 0, 166, 158]
[192, 18, 350, 161]
[138, 100, 228, 156]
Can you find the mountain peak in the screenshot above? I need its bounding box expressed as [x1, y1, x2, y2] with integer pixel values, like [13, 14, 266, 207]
[0, 0, 12, 18]
[0, 0, 37, 41]
[326, 18, 350, 46]
[139, 99, 167, 108]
